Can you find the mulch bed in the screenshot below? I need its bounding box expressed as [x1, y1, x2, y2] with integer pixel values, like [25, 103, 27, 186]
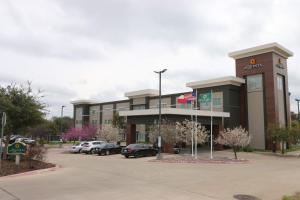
[149, 155, 249, 164]
[0, 160, 55, 177]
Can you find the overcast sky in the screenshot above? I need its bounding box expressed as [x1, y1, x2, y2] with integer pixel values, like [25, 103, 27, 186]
[1, 0, 300, 118]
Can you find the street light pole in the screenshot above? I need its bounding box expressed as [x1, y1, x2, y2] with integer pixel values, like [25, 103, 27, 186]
[154, 69, 167, 160]
[0, 112, 6, 169]
[295, 99, 300, 121]
[60, 106, 66, 134]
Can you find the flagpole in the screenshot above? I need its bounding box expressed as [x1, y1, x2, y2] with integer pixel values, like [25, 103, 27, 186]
[210, 89, 213, 159]
[191, 100, 194, 157]
[195, 90, 198, 159]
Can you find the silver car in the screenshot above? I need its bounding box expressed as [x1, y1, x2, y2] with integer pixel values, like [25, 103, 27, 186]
[81, 141, 105, 154]
[70, 142, 86, 153]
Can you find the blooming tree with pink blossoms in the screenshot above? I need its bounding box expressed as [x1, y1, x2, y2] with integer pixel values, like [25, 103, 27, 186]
[63, 125, 98, 142]
[79, 125, 98, 141]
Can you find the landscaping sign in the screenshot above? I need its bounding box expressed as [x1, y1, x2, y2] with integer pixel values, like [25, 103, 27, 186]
[7, 142, 27, 155]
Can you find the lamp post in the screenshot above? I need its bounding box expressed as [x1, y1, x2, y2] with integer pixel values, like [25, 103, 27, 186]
[0, 112, 6, 169]
[154, 68, 167, 160]
[295, 99, 300, 121]
[60, 105, 66, 134]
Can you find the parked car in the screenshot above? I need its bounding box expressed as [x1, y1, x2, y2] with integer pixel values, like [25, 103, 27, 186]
[15, 137, 35, 144]
[121, 144, 158, 158]
[81, 141, 105, 154]
[9, 135, 23, 144]
[95, 143, 122, 156]
[70, 142, 86, 153]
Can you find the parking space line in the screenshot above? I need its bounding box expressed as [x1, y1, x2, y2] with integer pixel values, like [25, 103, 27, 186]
[0, 187, 21, 200]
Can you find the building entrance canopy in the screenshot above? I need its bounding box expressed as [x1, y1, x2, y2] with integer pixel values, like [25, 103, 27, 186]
[119, 108, 230, 118]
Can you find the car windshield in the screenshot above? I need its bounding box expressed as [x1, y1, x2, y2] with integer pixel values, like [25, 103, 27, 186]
[82, 143, 89, 146]
[98, 143, 106, 148]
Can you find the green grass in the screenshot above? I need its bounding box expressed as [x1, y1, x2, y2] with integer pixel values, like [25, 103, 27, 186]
[286, 145, 300, 153]
[48, 141, 63, 145]
[283, 192, 300, 200]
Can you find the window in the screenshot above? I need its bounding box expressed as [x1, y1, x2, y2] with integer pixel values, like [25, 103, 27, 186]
[90, 110, 96, 115]
[91, 120, 98, 125]
[277, 75, 284, 91]
[133, 105, 146, 110]
[104, 119, 112, 124]
[247, 74, 263, 92]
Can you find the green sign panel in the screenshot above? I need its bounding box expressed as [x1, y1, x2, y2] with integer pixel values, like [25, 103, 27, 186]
[7, 142, 27, 154]
[199, 93, 212, 104]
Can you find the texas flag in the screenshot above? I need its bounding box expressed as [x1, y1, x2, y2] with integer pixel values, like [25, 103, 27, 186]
[177, 95, 187, 104]
[177, 92, 196, 104]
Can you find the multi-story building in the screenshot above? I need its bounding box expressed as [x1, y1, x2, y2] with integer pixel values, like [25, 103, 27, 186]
[72, 43, 293, 150]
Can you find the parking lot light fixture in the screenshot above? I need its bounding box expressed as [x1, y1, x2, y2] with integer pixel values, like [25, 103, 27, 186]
[154, 68, 167, 160]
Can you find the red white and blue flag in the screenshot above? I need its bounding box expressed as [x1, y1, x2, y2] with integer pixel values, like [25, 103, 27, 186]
[177, 92, 196, 104]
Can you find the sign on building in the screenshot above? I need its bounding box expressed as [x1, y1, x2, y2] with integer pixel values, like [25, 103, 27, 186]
[199, 93, 212, 110]
[199, 92, 223, 111]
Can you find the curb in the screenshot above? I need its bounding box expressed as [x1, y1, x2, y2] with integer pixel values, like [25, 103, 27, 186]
[0, 165, 62, 179]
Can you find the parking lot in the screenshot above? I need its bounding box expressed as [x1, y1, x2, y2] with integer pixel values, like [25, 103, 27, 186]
[1, 146, 300, 200]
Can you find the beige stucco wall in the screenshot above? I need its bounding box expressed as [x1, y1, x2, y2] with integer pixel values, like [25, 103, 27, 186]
[247, 74, 266, 149]
[89, 105, 100, 126]
[75, 107, 83, 128]
[102, 104, 114, 125]
[277, 75, 286, 127]
[116, 102, 130, 111]
[149, 97, 171, 108]
[132, 97, 146, 105]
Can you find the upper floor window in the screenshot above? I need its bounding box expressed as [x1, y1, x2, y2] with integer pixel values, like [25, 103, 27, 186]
[90, 110, 96, 115]
[247, 74, 263, 92]
[133, 105, 146, 110]
[277, 75, 284, 91]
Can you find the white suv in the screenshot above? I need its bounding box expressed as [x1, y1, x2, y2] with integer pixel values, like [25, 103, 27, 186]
[81, 141, 105, 154]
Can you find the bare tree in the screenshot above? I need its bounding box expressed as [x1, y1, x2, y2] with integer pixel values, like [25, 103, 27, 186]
[215, 126, 251, 159]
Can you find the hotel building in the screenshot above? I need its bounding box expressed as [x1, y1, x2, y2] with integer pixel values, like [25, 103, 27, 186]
[72, 43, 293, 150]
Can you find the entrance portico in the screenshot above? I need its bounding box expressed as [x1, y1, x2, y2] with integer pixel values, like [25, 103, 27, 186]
[119, 108, 230, 146]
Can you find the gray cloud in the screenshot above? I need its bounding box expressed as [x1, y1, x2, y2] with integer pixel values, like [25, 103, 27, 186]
[1, 0, 300, 117]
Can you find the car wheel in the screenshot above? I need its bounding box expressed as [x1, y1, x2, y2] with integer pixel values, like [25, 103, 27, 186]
[90, 149, 95, 154]
[125, 155, 129, 158]
[106, 150, 110, 155]
[134, 152, 139, 158]
[101, 151, 105, 156]
[78, 149, 82, 153]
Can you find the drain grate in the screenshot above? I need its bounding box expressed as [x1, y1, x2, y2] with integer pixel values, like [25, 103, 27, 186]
[233, 194, 261, 200]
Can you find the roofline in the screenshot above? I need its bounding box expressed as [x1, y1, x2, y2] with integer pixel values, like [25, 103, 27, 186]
[228, 42, 293, 59]
[71, 100, 97, 105]
[125, 89, 159, 98]
[186, 76, 245, 89]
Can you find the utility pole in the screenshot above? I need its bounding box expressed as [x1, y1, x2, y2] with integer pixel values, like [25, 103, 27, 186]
[154, 69, 167, 160]
[295, 99, 300, 121]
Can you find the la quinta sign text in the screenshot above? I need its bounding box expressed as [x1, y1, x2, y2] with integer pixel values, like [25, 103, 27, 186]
[243, 58, 263, 70]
